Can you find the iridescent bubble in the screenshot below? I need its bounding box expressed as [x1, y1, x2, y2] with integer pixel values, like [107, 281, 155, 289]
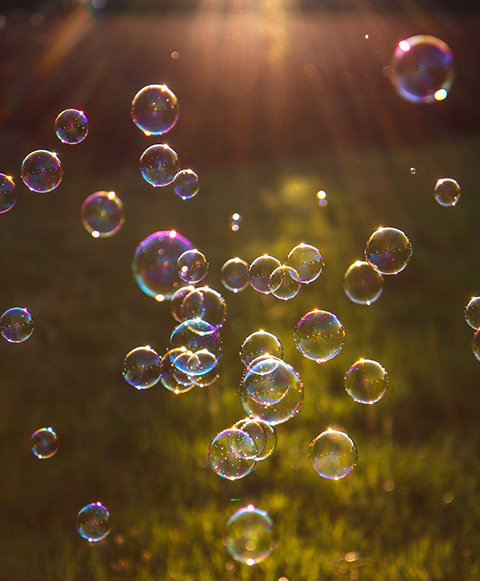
[173, 169, 199, 200]
[465, 296, 480, 330]
[0, 174, 16, 213]
[224, 505, 273, 565]
[131, 84, 179, 136]
[169, 319, 222, 375]
[410, 167, 417, 175]
[227, 427, 262, 460]
[365, 227, 412, 275]
[434, 178, 461, 207]
[132, 230, 193, 301]
[191, 365, 219, 388]
[208, 428, 255, 480]
[76, 502, 111, 543]
[269, 265, 301, 300]
[309, 429, 358, 479]
[221, 258, 249, 294]
[81, 191, 124, 238]
[286, 243, 324, 284]
[0, 307, 34, 343]
[229, 212, 242, 232]
[54, 108, 88, 144]
[181, 286, 227, 330]
[172, 347, 218, 377]
[343, 260, 384, 305]
[231, 419, 267, 459]
[170, 285, 195, 322]
[294, 310, 345, 363]
[240, 330, 283, 367]
[316, 190, 328, 207]
[391, 35, 455, 104]
[122, 345, 162, 389]
[177, 249, 208, 283]
[139, 144, 179, 187]
[243, 356, 297, 405]
[31, 427, 58, 459]
[21, 150, 63, 193]
[249, 255, 281, 294]
[159, 348, 195, 394]
[344, 358, 389, 404]
[235, 418, 277, 461]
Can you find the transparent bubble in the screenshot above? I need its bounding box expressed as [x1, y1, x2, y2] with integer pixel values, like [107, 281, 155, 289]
[229, 212, 242, 232]
[159, 348, 195, 394]
[243, 356, 298, 405]
[236, 418, 277, 461]
[224, 505, 273, 565]
[316, 190, 328, 207]
[309, 429, 358, 479]
[240, 330, 283, 367]
[122, 346, 162, 389]
[472, 329, 480, 362]
[171, 347, 218, 377]
[391, 35, 455, 104]
[295, 310, 345, 363]
[208, 428, 255, 480]
[170, 285, 195, 322]
[227, 427, 262, 460]
[286, 243, 324, 284]
[76, 502, 111, 543]
[365, 227, 412, 275]
[181, 286, 227, 330]
[177, 249, 208, 283]
[81, 191, 124, 238]
[410, 167, 416, 175]
[139, 144, 179, 187]
[191, 365, 219, 388]
[249, 255, 281, 294]
[345, 358, 389, 404]
[131, 84, 179, 136]
[0, 307, 34, 343]
[31, 427, 58, 459]
[0, 174, 16, 213]
[221, 258, 249, 293]
[465, 297, 480, 330]
[54, 108, 88, 144]
[132, 230, 193, 301]
[21, 150, 63, 193]
[434, 178, 461, 207]
[231, 419, 267, 459]
[169, 319, 222, 375]
[343, 260, 384, 305]
[173, 169, 199, 200]
[268, 265, 301, 300]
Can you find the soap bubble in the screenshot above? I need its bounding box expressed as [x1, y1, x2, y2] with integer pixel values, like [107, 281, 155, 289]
[235, 418, 277, 461]
[240, 330, 283, 367]
[131, 84, 179, 136]
[173, 169, 199, 200]
[170, 285, 195, 322]
[0, 307, 34, 343]
[344, 358, 389, 404]
[229, 212, 242, 232]
[177, 249, 208, 283]
[122, 346, 162, 389]
[21, 150, 63, 193]
[269, 265, 301, 300]
[295, 310, 345, 363]
[316, 190, 328, 207]
[139, 144, 179, 187]
[249, 255, 281, 293]
[227, 426, 263, 460]
[191, 365, 219, 388]
[365, 227, 412, 275]
[54, 108, 88, 144]
[169, 319, 222, 375]
[132, 230, 193, 301]
[159, 348, 195, 394]
[242, 356, 297, 405]
[31, 427, 58, 459]
[472, 329, 480, 362]
[309, 429, 358, 479]
[81, 191, 124, 238]
[286, 243, 324, 284]
[391, 35, 454, 104]
[231, 419, 267, 459]
[76, 502, 111, 543]
[465, 296, 480, 330]
[343, 260, 384, 305]
[181, 286, 227, 330]
[224, 505, 273, 565]
[0, 174, 16, 213]
[208, 428, 255, 480]
[221, 258, 249, 293]
[434, 178, 461, 207]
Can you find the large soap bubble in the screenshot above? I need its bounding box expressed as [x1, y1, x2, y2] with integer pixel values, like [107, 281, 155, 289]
[294, 310, 345, 363]
[365, 227, 412, 275]
[344, 358, 389, 404]
[21, 150, 63, 193]
[131, 84, 179, 136]
[76, 502, 111, 542]
[208, 428, 255, 480]
[343, 260, 384, 305]
[309, 429, 358, 479]
[224, 505, 274, 565]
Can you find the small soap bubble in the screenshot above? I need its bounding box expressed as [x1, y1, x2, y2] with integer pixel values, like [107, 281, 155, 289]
[465, 297, 480, 330]
[434, 178, 461, 207]
[365, 227, 412, 275]
[224, 505, 274, 565]
[221, 258, 249, 293]
[243, 356, 297, 406]
[131, 84, 179, 136]
[170, 285, 195, 322]
[345, 358, 389, 404]
[139, 144, 179, 187]
[76, 502, 111, 543]
[31, 427, 58, 459]
[122, 346, 162, 389]
[269, 265, 301, 300]
[81, 191, 124, 238]
[295, 310, 345, 363]
[54, 109, 88, 144]
[177, 249, 208, 283]
[316, 191, 327, 206]
[472, 329, 480, 362]
[208, 428, 255, 480]
[173, 169, 199, 200]
[21, 150, 63, 193]
[171, 51, 180, 60]
[309, 429, 358, 479]
[229, 212, 242, 232]
[159, 348, 195, 394]
[391, 35, 454, 104]
[249, 255, 281, 294]
[240, 330, 283, 367]
[181, 286, 227, 330]
[169, 319, 222, 375]
[286, 243, 324, 284]
[410, 167, 416, 175]
[236, 418, 277, 461]
[343, 260, 384, 305]
[0, 174, 16, 213]
[0, 307, 34, 343]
